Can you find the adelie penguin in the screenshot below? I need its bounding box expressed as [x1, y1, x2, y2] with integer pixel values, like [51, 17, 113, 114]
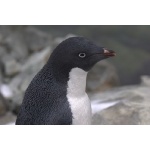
[16, 37, 116, 125]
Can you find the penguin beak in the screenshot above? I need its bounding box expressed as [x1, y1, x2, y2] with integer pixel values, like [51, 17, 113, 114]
[103, 48, 116, 57]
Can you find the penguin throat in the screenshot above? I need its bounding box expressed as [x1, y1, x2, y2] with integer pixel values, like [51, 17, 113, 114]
[67, 67, 88, 97]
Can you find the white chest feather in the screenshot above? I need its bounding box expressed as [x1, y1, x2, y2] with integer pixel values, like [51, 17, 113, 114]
[67, 68, 92, 125]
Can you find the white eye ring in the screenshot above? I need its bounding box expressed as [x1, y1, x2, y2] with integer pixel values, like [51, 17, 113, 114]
[79, 53, 86, 58]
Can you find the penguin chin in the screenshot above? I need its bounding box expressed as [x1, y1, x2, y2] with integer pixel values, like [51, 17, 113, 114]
[82, 62, 100, 72]
[82, 58, 107, 72]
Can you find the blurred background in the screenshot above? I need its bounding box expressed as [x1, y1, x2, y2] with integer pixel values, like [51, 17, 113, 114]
[0, 25, 150, 125]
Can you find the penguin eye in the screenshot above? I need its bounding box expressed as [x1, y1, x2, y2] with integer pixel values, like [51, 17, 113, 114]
[79, 53, 86, 58]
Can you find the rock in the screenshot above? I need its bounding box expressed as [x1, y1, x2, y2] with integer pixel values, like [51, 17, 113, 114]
[91, 100, 118, 114]
[92, 85, 150, 125]
[4, 32, 29, 61]
[11, 92, 23, 106]
[0, 26, 13, 39]
[87, 60, 119, 93]
[0, 98, 7, 116]
[0, 66, 2, 82]
[0, 46, 7, 58]
[24, 26, 52, 52]
[0, 112, 16, 125]
[0, 84, 13, 99]
[0, 84, 14, 113]
[141, 75, 150, 86]
[0, 46, 7, 79]
[0, 85, 8, 115]
[1, 55, 21, 76]
[0, 73, 1, 83]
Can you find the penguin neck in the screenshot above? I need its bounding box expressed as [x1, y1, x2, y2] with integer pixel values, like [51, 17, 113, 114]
[48, 58, 88, 94]
[67, 67, 88, 97]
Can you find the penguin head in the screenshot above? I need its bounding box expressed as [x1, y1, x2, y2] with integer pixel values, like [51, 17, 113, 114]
[51, 37, 116, 72]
